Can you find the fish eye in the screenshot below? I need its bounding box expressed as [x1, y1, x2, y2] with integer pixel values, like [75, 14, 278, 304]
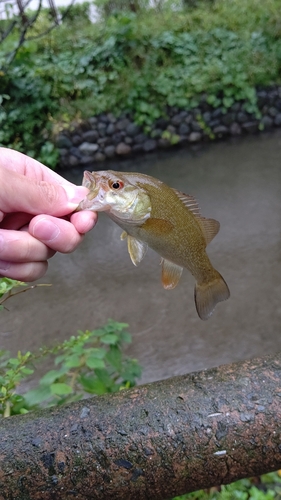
[110, 180, 124, 190]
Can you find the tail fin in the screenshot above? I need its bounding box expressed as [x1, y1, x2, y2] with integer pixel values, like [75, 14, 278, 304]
[194, 272, 230, 320]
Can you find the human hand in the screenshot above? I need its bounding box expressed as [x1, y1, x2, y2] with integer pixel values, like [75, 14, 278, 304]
[0, 148, 97, 281]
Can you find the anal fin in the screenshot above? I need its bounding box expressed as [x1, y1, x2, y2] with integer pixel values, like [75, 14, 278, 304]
[161, 259, 183, 290]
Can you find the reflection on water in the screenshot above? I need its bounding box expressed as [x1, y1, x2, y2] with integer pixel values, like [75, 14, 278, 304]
[1, 132, 281, 383]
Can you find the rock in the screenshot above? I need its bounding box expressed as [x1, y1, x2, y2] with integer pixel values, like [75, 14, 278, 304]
[178, 123, 190, 135]
[230, 122, 242, 135]
[150, 128, 162, 139]
[167, 106, 179, 117]
[116, 118, 130, 131]
[68, 155, 79, 167]
[79, 142, 99, 154]
[107, 113, 117, 123]
[89, 117, 98, 126]
[58, 148, 68, 157]
[213, 125, 229, 137]
[106, 123, 116, 135]
[69, 147, 82, 158]
[134, 133, 147, 144]
[97, 137, 111, 147]
[155, 117, 170, 129]
[104, 145, 116, 158]
[111, 132, 124, 144]
[231, 102, 241, 112]
[171, 114, 183, 126]
[82, 130, 99, 142]
[55, 135, 72, 149]
[274, 113, 281, 126]
[143, 139, 157, 152]
[97, 122, 107, 134]
[158, 138, 170, 148]
[178, 135, 189, 143]
[166, 125, 176, 134]
[184, 114, 193, 124]
[268, 107, 277, 117]
[261, 115, 273, 129]
[98, 113, 109, 124]
[126, 123, 141, 136]
[275, 99, 281, 111]
[191, 121, 202, 132]
[242, 121, 259, 133]
[132, 144, 144, 154]
[81, 155, 96, 165]
[116, 142, 132, 155]
[72, 134, 83, 146]
[209, 119, 221, 129]
[221, 113, 236, 126]
[124, 136, 133, 144]
[94, 152, 106, 161]
[178, 110, 189, 119]
[212, 107, 223, 118]
[188, 132, 202, 142]
[202, 111, 211, 123]
[237, 112, 248, 123]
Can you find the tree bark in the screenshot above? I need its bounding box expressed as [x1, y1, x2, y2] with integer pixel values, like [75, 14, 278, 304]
[1, 353, 281, 500]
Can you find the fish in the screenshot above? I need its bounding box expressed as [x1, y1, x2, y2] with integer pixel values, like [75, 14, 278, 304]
[77, 170, 230, 320]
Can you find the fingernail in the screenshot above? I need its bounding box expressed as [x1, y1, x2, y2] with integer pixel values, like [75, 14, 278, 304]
[63, 185, 88, 204]
[0, 260, 11, 270]
[32, 219, 60, 242]
[0, 234, 4, 253]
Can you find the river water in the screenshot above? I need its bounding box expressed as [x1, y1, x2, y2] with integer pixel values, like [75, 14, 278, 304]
[1, 131, 281, 384]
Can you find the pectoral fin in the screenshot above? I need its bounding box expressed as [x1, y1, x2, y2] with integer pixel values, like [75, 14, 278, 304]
[120, 231, 127, 240]
[127, 236, 148, 266]
[161, 259, 183, 290]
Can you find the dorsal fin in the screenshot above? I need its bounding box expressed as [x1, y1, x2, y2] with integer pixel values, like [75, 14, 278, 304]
[172, 188, 220, 245]
[172, 189, 201, 215]
[197, 217, 220, 245]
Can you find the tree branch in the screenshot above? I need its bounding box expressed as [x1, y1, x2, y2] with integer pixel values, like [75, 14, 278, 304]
[1, 353, 281, 499]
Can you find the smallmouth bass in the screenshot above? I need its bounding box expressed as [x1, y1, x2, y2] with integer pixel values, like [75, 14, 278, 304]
[77, 170, 230, 320]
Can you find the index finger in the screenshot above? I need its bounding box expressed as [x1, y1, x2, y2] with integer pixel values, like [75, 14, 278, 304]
[0, 147, 74, 187]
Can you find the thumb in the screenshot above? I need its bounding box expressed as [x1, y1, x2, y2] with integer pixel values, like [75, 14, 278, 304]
[0, 167, 87, 217]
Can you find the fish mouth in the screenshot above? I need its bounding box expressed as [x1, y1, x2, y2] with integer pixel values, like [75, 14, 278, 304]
[82, 170, 96, 190]
[76, 172, 108, 212]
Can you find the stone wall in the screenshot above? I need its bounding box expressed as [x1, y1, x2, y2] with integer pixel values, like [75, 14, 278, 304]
[57, 86, 281, 169]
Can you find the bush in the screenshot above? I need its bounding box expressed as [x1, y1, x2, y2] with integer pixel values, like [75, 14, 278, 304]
[0, 0, 281, 166]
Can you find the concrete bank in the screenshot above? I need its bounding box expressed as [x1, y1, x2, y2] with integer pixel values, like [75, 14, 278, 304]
[56, 86, 281, 169]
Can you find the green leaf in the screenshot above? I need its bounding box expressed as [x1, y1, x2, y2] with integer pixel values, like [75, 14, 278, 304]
[50, 383, 72, 396]
[39, 367, 68, 386]
[64, 355, 81, 368]
[85, 357, 105, 369]
[24, 386, 52, 406]
[106, 346, 122, 371]
[80, 376, 108, 395]
[119, 331, 132, 344]
[20, 368, 34, 375]
[100, 333, 119, 345]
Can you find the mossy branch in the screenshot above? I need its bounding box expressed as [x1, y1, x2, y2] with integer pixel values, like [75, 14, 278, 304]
[0, 353, 281, 499]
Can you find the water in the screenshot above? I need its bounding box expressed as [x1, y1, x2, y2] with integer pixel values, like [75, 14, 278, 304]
[1, 131, 281, 384]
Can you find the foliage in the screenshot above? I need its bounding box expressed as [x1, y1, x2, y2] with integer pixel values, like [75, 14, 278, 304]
[0, 276, 141, 417]
[0, 319, 141, 417]
[0, 0, 281, 166]
[172, 473, 281, 499]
